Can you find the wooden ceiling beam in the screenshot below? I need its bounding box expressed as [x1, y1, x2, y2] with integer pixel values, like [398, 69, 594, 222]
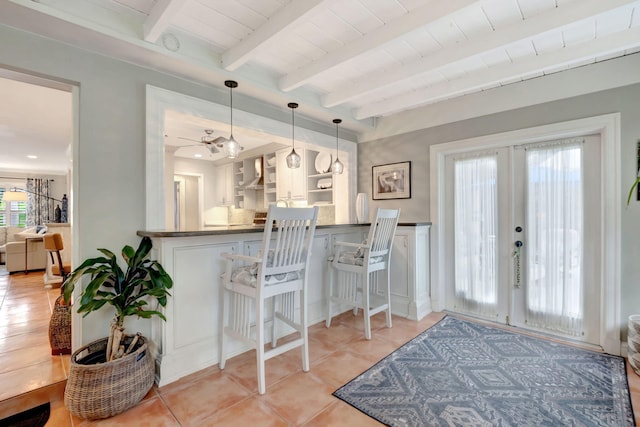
[355, 25, 640, 119]
[278, 0, 480, 92]
[221, 0, 329, 72]
[324, 0, 638, 109]
[143, 0, 188, 43]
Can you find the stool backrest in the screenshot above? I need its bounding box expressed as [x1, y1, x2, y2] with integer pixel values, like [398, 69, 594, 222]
[366, 208, 401, 262]
[44, 233, 67, 278]
[44, 233, 65, 252]
[258, 206, 319, 279]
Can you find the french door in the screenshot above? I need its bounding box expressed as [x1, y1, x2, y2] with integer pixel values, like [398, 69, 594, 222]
[443, 135, 601, 344]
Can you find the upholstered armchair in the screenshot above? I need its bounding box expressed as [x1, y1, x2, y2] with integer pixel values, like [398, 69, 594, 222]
[0, 226, 48, 273]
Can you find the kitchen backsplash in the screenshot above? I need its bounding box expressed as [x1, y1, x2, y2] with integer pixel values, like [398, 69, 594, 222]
[227, 205, 336, 225]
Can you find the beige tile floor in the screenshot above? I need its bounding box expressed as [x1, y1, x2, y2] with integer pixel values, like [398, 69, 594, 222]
[2, 270, 640, 426]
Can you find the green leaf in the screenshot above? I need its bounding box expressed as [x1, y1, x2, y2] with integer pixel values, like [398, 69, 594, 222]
[63, 237, 173, 331]
[628, 176, 640, 206]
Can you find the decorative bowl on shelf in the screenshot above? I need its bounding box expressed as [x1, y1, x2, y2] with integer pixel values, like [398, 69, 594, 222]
[317, 178, 332, 189]
[266, 157, 276, 167]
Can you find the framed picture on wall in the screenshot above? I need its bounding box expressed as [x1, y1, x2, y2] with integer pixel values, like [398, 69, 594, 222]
[372, 161, 411, 200]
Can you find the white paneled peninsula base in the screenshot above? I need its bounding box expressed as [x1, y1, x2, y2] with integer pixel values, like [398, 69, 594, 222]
[138, 222, 431, 386]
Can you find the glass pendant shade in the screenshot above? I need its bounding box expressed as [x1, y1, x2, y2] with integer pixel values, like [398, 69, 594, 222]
[287, 102, 301, 169]
[224, 80, 240, 159]
[332, 157, 344, 174]
[332, 118, 344, 175]
[225, 135, 241, 159]
[286, 148, 301, 168]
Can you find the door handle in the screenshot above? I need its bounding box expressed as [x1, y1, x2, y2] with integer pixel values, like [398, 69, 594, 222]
[513, 241, 523, 288]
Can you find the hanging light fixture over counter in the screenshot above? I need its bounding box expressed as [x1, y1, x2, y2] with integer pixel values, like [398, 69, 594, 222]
[286, 102, 301, 169]
[224, 80, 242, 159]
[332, 119, 344, 175]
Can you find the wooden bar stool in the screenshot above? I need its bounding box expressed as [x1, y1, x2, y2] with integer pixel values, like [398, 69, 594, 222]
[219, 206, 319, 394]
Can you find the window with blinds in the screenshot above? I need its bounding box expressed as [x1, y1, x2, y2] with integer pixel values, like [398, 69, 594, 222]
[0, 187, 27, 227]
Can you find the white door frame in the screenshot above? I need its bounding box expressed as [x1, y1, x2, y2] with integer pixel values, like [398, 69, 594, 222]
[429, 113, 621, 354]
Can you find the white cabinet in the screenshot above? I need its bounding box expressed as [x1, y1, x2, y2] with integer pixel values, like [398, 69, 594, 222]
[388, 225, 432, 320]
[149, 236, 238, 386]
[145, 223, 431, 387]
[307, 234, 331, 320]
[276, 148, 306, 200]
[214, 164, 234, 206]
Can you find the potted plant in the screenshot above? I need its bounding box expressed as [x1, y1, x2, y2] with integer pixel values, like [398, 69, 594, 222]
[61, 236, 172, 420]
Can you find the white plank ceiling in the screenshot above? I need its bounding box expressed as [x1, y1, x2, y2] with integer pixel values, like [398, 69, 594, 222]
[1, 0, 640, 170]
[3, 0, 640, 125]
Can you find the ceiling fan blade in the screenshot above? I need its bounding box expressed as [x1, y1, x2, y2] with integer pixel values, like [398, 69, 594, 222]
[211, 136, 228, 146]
[177, 136, 200, 143]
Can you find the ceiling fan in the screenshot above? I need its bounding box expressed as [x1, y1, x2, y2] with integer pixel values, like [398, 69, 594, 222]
[177, 129, 226, 154]
[177, 129, 244, 156]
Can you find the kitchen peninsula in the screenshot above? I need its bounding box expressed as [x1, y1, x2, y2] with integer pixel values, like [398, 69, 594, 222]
[138, 221, 431, 386]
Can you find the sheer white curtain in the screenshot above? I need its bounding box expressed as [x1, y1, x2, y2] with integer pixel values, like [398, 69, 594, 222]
[454, 155, 498, 317]
[525, 142, 583, 336]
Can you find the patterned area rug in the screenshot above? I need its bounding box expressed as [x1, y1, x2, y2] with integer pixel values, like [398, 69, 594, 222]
[334, 316, 634, 427]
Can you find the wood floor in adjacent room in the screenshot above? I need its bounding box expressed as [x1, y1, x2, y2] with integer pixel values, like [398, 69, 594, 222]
[1, 270, 640, 426]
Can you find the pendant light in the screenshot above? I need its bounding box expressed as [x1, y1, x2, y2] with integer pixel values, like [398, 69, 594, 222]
[286, 102, 301, 169]
[331, 119, 344, 175]
[224, 80, 242, 159]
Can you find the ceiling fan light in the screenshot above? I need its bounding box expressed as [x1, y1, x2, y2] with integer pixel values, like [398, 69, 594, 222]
[286, 149, 301, 168]
[225, 135, 241, 159]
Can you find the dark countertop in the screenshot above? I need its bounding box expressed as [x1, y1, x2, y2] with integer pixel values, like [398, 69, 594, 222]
[137, 222, 431, 238]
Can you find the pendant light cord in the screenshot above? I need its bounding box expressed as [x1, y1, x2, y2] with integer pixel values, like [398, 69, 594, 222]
[333, 118, 342, 159]
[292, 107, 295, 149]
[230, 85, 233, 138]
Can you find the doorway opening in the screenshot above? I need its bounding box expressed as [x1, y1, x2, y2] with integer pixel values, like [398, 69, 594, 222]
[0, 67, 77, 401]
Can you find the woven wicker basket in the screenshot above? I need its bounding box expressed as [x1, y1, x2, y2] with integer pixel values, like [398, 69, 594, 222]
[64, 335, 155, 420]
[49, 295, 71, 355]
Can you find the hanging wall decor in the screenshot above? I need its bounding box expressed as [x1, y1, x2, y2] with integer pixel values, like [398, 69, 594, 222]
[372, 162, 411, 200]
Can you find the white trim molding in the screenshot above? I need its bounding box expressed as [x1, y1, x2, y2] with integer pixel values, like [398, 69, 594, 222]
[429, 113, 621, 354]
[145, 85, 358, 230]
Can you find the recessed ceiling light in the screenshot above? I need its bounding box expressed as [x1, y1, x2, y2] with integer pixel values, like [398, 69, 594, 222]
[194, 153, 202, 158]
[27, 155, 37, 159]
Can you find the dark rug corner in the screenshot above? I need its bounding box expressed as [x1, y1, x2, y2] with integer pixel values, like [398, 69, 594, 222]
[0, 403, 50, 427]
